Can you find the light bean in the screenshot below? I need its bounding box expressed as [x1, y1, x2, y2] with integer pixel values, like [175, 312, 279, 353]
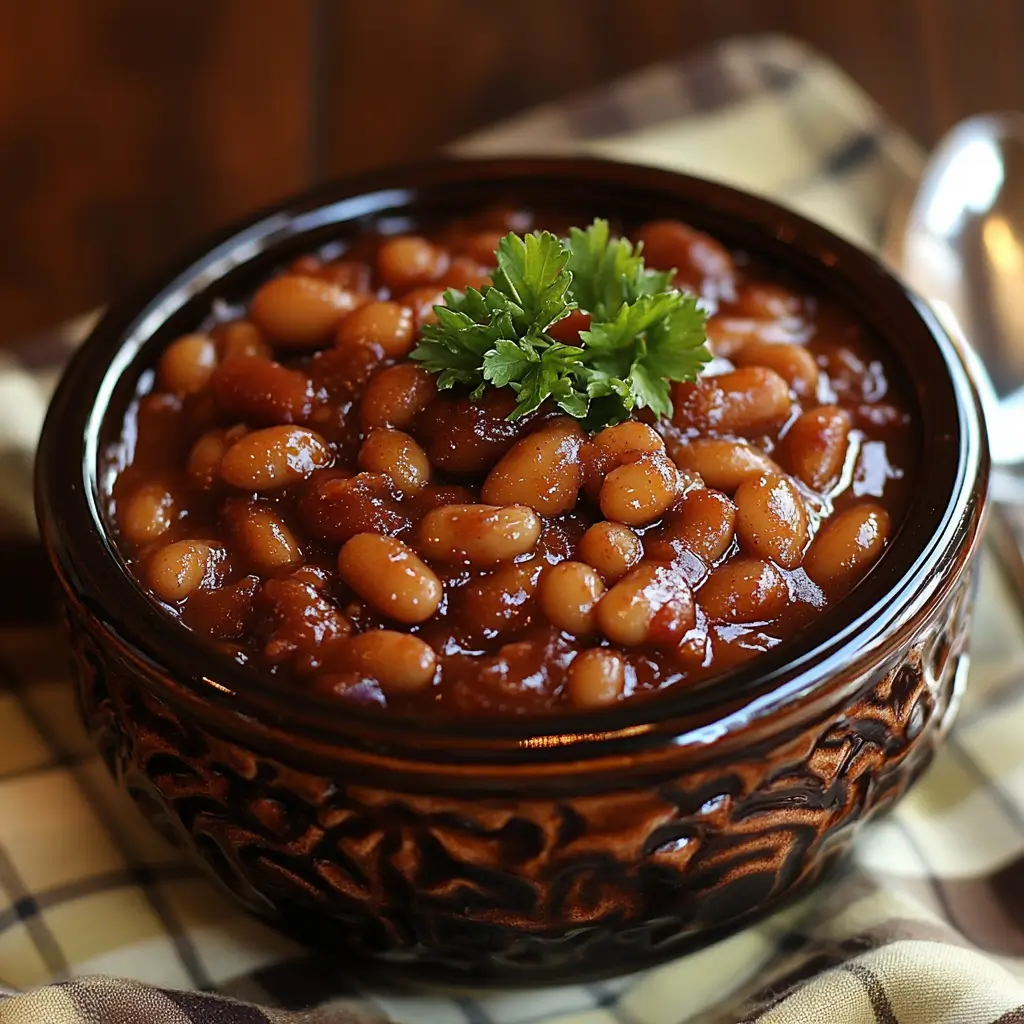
[734, 472, 808, 569]
[539, 562, 606, 635]
[481, 417, 587, 515]
[338, 533, 442, 624]
[358, 428, 431, 494]
[220, 426, 332, 491]
[667, 438, 779, 493]
[597, 563, 695, 647]
[698, 557, 788, 623]
[578, 521, 643, 582]
[599, 452, 679, 526]
[418, 504, 540, 565]
[567, 649, 626, 708]
[346, 630, 437, 695]
[804, 503, 890, 595]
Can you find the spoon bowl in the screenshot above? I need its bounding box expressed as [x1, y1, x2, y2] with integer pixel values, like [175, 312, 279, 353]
[885, 113, 1024, 469]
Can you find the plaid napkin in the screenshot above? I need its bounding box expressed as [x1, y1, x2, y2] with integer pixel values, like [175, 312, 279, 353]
[3, 34, 1022, 1024]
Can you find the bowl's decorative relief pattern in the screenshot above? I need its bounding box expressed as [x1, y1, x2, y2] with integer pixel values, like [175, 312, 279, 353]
[67, 567, 972, 981]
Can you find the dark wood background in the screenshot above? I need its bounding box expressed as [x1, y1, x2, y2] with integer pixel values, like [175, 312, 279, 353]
[4, 0, 1023, 344]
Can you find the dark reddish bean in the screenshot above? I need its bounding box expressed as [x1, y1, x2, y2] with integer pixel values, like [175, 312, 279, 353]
[415, 389, 527, 475]
[183, 575, 260, 639]
[299, 471, 409, 543]
[259, 576, 352, 667]
[635, 219, 736, 295]
[649, 489, 737, 564]
[211, 355, 314, 425]
[698, 557, 788, 623]
[780, 406, 852, 491]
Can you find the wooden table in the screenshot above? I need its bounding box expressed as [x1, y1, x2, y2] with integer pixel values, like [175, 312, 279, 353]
[3, 0, 1022, 343]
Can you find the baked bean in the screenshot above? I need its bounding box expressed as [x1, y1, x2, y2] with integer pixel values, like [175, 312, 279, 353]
[119, 482, 178, 545]
[706, 316, 807, 358]
[736, 283, 803, 319]
[734, 473, 808, 569]
[400, 285, 448, 328]
[567, 649, 626, 708]
[658, 489, 737, 563]
[698, 557, 788, 623]
[733, 340, 819, 397]
[804, 503, 890, 594]
[358, 428, 431, 495]
[250, 274, 362, 348]
[539, 562, 605, 635]
[260, 577, 352, 666]
[338, 533, 442, 623]
[579, 521, 643, 582]
[481, 417, 587, 515]
[346, 630, 437, 695]
[417, 389, 526, 475]
[671, 367, 791, 433]
[377, 235, 449, 291]
[635, 219, 736, 295]
[211, 355, 314, 425]
[597, 563, 695, 647]
[336, 301, 415, 359]
[418, 504, 540, 565]
[593, 421, 665, 461]
[667, 438, 779, 493]
[187, 429, 230, 490]
[157, 333, 217, 396]
[220, 426, 332, 491]
[599, 453, 679, 526]
[360, 364, 437, 432]
[300, 471, 408, 543]
[182, 574, 260, 639]
[464, 230, 504, 265]
[459, 558, 542, 636]
[439, 256, 491, 291]
[546, 308, 591, 344]
[781, 406, 852, 491]
[146, 540, 218, 603]
[223, 501, 303, 574]
[213, 320, 273, 361]
[317, 259, 373, 292]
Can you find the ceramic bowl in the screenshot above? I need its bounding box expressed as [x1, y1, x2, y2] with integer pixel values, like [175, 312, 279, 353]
[35, 158, 988, 983]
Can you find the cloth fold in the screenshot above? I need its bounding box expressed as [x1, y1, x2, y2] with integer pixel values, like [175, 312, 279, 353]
[2, 33, 1020, 1024]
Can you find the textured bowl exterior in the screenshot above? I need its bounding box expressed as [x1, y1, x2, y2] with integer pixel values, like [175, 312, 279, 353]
[66, 562, 973, 982]
[37, 158, 989, 984]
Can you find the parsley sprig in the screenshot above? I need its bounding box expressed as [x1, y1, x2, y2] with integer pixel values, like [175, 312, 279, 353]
[409, 219, 710, 429]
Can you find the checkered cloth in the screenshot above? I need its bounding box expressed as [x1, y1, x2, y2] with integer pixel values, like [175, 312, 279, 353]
[2, 34, 1021, 1024]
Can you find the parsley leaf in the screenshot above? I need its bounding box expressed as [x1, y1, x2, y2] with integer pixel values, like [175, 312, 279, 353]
[566, 218, 674, 319]
[409, 220, 711, 431]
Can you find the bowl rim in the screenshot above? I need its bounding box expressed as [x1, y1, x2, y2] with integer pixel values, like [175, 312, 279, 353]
[35, 156, 989, 766]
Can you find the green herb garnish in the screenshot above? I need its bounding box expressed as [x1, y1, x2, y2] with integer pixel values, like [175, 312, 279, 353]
[409, 219, 710, 429]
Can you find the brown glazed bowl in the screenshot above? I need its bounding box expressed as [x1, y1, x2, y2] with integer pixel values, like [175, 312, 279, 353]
[36, 158, 987, 985]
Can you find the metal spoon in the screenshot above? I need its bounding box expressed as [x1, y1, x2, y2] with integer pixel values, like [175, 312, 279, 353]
[883, 113, 1024, 602]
